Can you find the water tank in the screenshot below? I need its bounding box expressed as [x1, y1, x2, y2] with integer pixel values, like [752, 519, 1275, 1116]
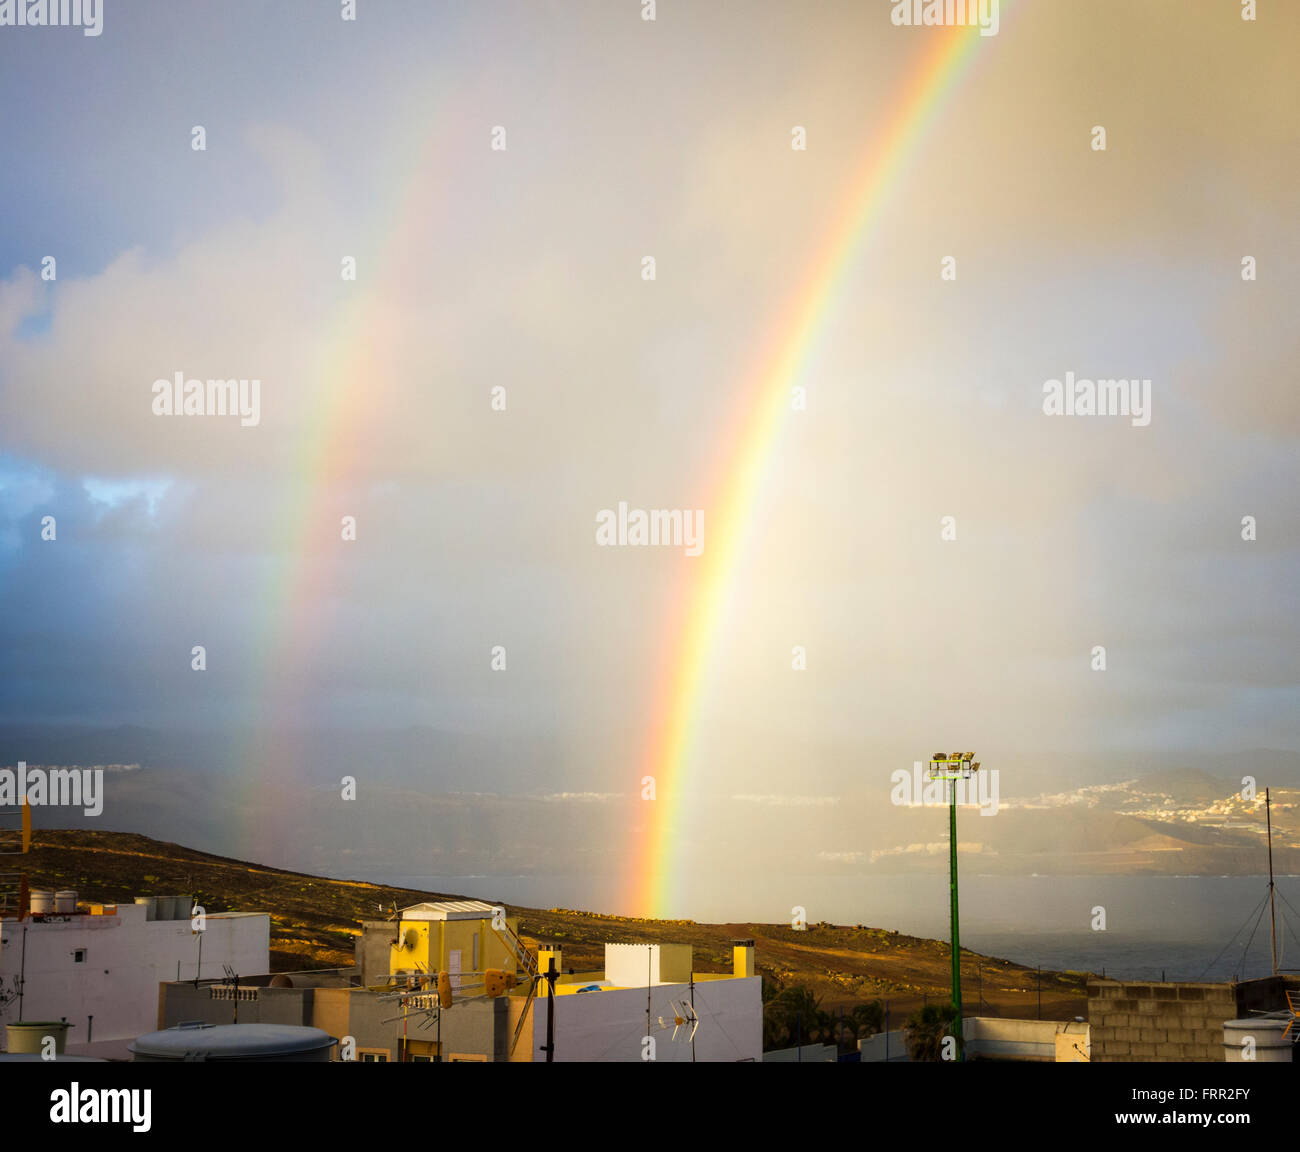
[156, 896, 179, 920]
[6, 1021, 69, 1055]
[133, 896, 157, 921]
[1223, 1019, 1293, 1062]
[54, 890, 77, 914]
[129, 1023, 337, 1062]
[175, 894, 193, 921]
[29, 890, 54, 914]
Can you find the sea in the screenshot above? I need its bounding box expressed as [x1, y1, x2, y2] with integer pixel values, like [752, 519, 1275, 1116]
[364, 872, 1300, 983]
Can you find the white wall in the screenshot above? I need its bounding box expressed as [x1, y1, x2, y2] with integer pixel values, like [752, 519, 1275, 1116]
[0, 907, 269, 1044]
[545, 976, 761, 1062]
[859, 1020, 1089, 1062]
[859, 1029, 909, 1062]
[964, 1016, 1071, 1061]
[603, 943, 692, 987]
[765, 1043, 838, 1062]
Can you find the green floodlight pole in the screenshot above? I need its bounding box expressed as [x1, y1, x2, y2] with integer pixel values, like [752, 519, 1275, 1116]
[930, 752, 978, 1058]
[948, 773, 961, 1038]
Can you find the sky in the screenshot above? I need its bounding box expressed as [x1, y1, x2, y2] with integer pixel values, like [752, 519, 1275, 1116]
[1, 1, 1297, 912]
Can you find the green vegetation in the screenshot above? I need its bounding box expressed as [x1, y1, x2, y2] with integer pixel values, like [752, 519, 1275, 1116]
[905, 1003, 962, 1062]
[762, 980, 884, 1053]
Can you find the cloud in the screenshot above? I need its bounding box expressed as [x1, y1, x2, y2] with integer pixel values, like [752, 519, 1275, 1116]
[0, 0, 1295, 838]
[732, 794, 839, 808]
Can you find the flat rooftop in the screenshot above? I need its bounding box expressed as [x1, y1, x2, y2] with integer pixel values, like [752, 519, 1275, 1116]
[399, 899, 499, 921]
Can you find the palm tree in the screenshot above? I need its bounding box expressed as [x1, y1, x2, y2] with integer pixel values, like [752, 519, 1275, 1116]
[905, 1003, 962, 1062]
[779, 984, 822, 1021]
[762, 983, 830, 1051]
[849, 1000, 884, 1040]
[761, 978, 792, 1050]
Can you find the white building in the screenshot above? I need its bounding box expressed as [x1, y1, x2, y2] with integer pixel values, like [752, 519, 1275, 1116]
[0, 900, 268, 1046]
[518, 941, 762, 1062]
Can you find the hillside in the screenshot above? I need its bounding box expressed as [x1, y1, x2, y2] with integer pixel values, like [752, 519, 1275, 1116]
[21, 830, 1089, 1021]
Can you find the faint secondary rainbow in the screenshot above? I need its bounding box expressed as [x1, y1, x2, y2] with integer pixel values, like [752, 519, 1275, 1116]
[234, 121, 460, 849]
[630, 18, 1007, 918]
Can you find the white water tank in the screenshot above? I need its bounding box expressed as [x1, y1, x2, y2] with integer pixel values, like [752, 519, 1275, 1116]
[54, 890, 77, 914]
[134, 896, 157, 921]
[130, 1023, 337, 1062]
[29, 890, 54, 914]
[1223, 1018, 1293, 1062]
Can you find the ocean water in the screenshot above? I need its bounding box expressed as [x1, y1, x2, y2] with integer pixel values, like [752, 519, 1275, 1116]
[366, 871, 1300, 982]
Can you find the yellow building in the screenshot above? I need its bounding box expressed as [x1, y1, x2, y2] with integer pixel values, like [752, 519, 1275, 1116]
[388, 899, 521, 988]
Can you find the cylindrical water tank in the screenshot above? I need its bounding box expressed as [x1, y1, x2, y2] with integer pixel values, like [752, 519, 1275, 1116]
[29, 890, 54, 914]
[133, 896, 157, 921]
[54, 890, 77, 914]
[1223, 1019, 1293, 1062]
[129, 1023, 337, 1062]
[155, 895, 178, 920]
[6, 1021, 69, 1054]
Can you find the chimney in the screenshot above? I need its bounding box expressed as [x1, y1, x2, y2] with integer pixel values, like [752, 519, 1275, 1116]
[732, 939, 755, 978]
[538, 944, 563, 977]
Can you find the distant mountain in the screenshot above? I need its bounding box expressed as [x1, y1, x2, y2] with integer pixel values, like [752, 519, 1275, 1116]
[1137, 750, 1300, 790]
[1127, 767, 1237, 804]
[4, 725, 1298, 886]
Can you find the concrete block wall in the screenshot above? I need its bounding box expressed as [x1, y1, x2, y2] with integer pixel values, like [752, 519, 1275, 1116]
[1088, 980, 1240, 1062]
[160, 980, 314, 1030]
[355, 921, 397, 987]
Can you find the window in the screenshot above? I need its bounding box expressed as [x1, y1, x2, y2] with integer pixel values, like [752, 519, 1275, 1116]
[73, 949, 86, 963]
[403, 1039, 439, 1061]
[359, 1050, 388, 1063]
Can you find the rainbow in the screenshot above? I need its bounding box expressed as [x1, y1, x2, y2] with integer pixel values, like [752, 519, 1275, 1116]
[629, 17, 1007, 918]
[235, 127, 459, 849]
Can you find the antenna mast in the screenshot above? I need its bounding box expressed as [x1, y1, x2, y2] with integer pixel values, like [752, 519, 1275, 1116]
[1267, 787, 1278, 976]
[646, 947, 653, 1051]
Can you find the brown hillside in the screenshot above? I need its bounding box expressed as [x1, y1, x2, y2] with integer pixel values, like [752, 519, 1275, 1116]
[21, 829, 1089, 1021]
